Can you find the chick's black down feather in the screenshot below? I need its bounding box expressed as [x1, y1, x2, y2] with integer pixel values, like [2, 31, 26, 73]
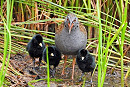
[26, 34, 45, 68]
[76, 49, 96, 81]
[43, 46, 61, 77]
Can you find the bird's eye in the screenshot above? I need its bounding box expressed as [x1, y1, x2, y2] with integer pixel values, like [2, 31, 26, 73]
[73, 19, 76, 22]
[67, 18, 69, 21]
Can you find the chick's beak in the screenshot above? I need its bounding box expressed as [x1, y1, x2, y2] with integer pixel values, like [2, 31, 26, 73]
[81, 57, 84, 60]
[51, 53, 54, 56]
[39, 43, 42, 47]
[42, 60, 46, 64]
[68, 23, 74, 34]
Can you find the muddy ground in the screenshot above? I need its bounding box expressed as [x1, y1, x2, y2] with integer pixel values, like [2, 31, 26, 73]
[3, 53, 130, 87]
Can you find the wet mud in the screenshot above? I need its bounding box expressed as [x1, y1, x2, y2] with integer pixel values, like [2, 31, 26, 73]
[3, 53, 130, 87]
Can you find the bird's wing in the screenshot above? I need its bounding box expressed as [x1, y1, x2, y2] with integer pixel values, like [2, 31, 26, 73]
[26, 42, 30, 51]
[79, 22, 87, 35]
[55, 22, 64, 34]
[42, 41, 45, 48]
[42, 48, 46, 61]
[90, 60, 96, 69]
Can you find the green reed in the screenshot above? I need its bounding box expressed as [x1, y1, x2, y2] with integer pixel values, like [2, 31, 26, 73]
[0, 0, 14, 86]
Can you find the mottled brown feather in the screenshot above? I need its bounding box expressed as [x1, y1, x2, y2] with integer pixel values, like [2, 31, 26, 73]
[79, 22, 87, 35]
[68, 13, 76, 18]
[55, 22, 64, 34]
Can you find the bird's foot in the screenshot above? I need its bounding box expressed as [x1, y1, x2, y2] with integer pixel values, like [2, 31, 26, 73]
[61, 69, 65, 76]
[28, 70, 37, 75]
[35, 75, 41, 80]
[51, 69, 56, 78]
[61, 72, 65, 76]
[78, 78, 83, 82]
[61, 73, 66, 79]
[49, 69, 53, 73]
[71, 76, 74, 81]
[35, 66, 40, 70]
[85, 80, 93, 84]
[49, 68, 55, 78]
[32, 67, 36, 71]
[51, 74, 55, 78]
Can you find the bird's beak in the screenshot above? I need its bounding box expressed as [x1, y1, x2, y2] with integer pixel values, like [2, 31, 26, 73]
[51, 53, 54, 56]
[81, 57, 84, 60]
[42, 60, 46, 64]
[39, 43, 42, 47]
[68, 23, 74, 34]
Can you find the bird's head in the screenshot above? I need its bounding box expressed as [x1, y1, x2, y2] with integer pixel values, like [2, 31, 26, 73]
[33, 34, 43, 47]
[64, 13, 79, 34]
[48, 46, 55, 58]
[79, 49, 88, 61]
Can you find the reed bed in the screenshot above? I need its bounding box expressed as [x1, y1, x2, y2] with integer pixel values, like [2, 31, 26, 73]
[0, 0, 129, 87]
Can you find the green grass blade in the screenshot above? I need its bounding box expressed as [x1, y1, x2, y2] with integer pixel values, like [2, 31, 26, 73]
[97, 0, 102, 87]
[0, 0, 14, 86]
[46, 46, 50, 87]
[120, 0, 128, 86]
[120, 0, 128, 84]
[115, 0, 121, 21]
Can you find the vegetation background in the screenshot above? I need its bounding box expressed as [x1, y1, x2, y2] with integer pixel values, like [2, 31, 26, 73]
[0, 0, 130, 87]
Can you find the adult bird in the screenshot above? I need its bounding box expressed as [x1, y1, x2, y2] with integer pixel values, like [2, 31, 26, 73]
[76, 49, 96, 82]
[26, 34, 45, 69]
[55, 13, 87, 80]
[43, 46, 61, 77]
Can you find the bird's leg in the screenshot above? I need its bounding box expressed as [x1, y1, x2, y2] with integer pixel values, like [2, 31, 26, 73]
[49, 66, 52, 74]
[33, 58, 35, 70]
[79, 72, 84, 82]
[90, 77, 92, 83]
[52, 67, 56, 78]
[61, 55, 67, 75]
[90, 71, 93, 83]
[71, 57, 76, 80]
[86, 71, 93, 83]
[38, 57, 42, 67]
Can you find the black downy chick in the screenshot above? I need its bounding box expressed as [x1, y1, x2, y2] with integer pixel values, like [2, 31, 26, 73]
[26, 34, 45, 69]
[76, 49, 96, 82]
[43, 46, 61, 78]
